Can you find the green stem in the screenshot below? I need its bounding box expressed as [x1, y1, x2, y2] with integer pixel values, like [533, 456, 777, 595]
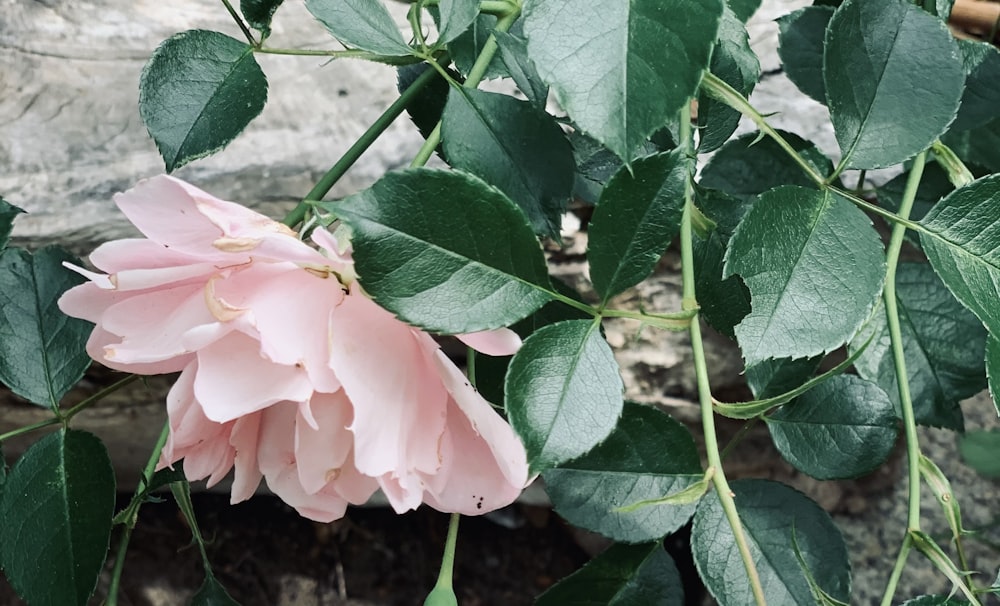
[678, 102, 767, 605]
[879, 535, 914, 606]
[254, 47, 420, 65]
[106, 421, 171, 606]
[409, 6, 521, 169]
[219, 0, 257, 46]
[424, 513, 461, 605]
[0, 374, 139, 443]
[282, 55, 448, 228]
[699, 73, 825, 186]
[600, 307, 697, 331]
[853, 169, 868, 196]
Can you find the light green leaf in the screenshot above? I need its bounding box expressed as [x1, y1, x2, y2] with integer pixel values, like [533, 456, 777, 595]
[724, 186, 885, 366]
[919, 454, 968, 544]
[441, 88, 574, 239]
[505, 319, 623, 474]
[851, 262, 985, 430]
[329, 169, 554, 334]
[493, 31, 548, 108]
[765, 375, 898, 480]
[0, 246, 92, 408]
[543, 402, 702, 543]
[988, 334, 1000, 416]
[824, 0, 964, 169]
[698, 7, 760, 153]
[698, 130, 833, 202]
[241, 0, 284, 37]
[139, 30, 268, 172]
[920, 174, 1000, 337]
[588, 150, 690, 303]
[777, 6, 834, 104]
[952, 40, 1000, 132]
[523, 0, 723, 162]
[437, 0, 479, 45]
[0, 430, 115, 606]
[536, 542, 684, 606]
[0, 197, 23, 250]
[958, 430, 1000, 478]
[692, 479, 851, 606]
[305, 0, 412, 56]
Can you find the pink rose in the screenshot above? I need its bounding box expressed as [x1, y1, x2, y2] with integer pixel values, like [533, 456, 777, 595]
[58, 175, 530, 522]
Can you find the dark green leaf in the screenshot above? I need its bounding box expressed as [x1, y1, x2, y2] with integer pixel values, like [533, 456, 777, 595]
[952, 40, 1000, 132]
[139, 30, 267, 172]
[305, 0, 411, 55]
[441, 88, 574, 239]
[824, 0, 964, 169]
[329, 169, 554, 333]
[398, 63, 452, 152]
[777, 6, 834, 104]
[901, 597, 969, 606]
[942, 118, 1000, 173]
[0, 430, 115, 606]
[569, 132, 659, 204]
[0, 246, 92, 408]
[0, 197, 23, 250]
[524, 0, 723, 162]
[699, 131, 833, 202]
[449, 14, 507, 79]
[988, 334, 1000, 416]
[852, 262, 985, 429]
[877, 161, 954, 223]
[240, 0, 284, 37]
[192, 574, 242, 606]
[494, 31, 548, 108]
[698, 8, 760, 153]
[536, 542, 683, 606]
[766, 375, 898, 479]
[920, 174, 1000, 336]
[958, 430, 1000, 478]
[437, 0, 479, 45]
[692, 479, 851, 605]
[726, 0, 762, 22]
[505, 320, 623, 474]
[588, 150, 690, 303]
[543, 402, 702, 543]
[745, 356, 821, 399]
[724, 187, 885, 366]
[693, 229, 750, 339]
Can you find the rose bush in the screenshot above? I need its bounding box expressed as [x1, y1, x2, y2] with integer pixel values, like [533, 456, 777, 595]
[58, 175, 530, 522]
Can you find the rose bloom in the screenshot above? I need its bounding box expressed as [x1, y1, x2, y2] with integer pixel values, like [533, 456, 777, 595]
[58, 175, 530, 522]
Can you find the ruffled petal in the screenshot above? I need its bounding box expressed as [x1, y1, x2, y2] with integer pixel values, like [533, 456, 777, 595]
[230, 413, 263, 503]
[456, 328, 522, 357]
[294, 391, 353, 495]
[89, 238, 206, 274]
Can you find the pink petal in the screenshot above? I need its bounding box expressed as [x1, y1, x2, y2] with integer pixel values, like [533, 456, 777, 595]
[456, 328, 522, 356]
[86, 325, 193, 374]
[89, 238, 206, 274]
[230, 414, 263, 503]
[329, 294, 448, 480]
[294, 391, 353, 495]
[194, 332, 314, 423]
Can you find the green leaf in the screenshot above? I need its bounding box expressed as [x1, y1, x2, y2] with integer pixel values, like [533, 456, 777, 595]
[448, 14, 507, 79]
[240, 0, 284, 37]
[523, 0, 723, 162]
[877, 161, 954, 223]
[569, 132, 658, 204]
[691, 479, 851, 606]
[536, 542, 684, 606]
[441, 88, 574, 239]
[494, 31, 549, 108]
[726, 0, 761, 22]
[958, 429, 1000, 478]
[587, 150, 690, 303]
[543, 402, 702, 543]
[824, 0, 964, 169]
[139, 30, 268, 172]
[305, 0, 411, 56]
[698, 130, 833, 202]
[693, 230, 750, 339]
[942, 118, 1000, 173]
[398, 63, 452, 152]
[0, 430, 115, 606]
[909, 531, 979, 604]
[505, 319, 623, 474]
[0, 197, 24, 250]
[698, 8, 760, 153]
[724, 187, 885, 366]
[777, 6, 834, 104]
[952, 40, 1000, 132]
[745, 356, 822, 399]
[329, 169, 554, 333]
[765, 375, 898, 480]
[192, 573, 242, 606]
[919, 454, 968, 544]
[436, 0, 478, 45]
[988, 334, 1000, 416]
[920, 174, 1000, 336]
[0, 246, 92, 408]
[851, 262, 985, 429]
